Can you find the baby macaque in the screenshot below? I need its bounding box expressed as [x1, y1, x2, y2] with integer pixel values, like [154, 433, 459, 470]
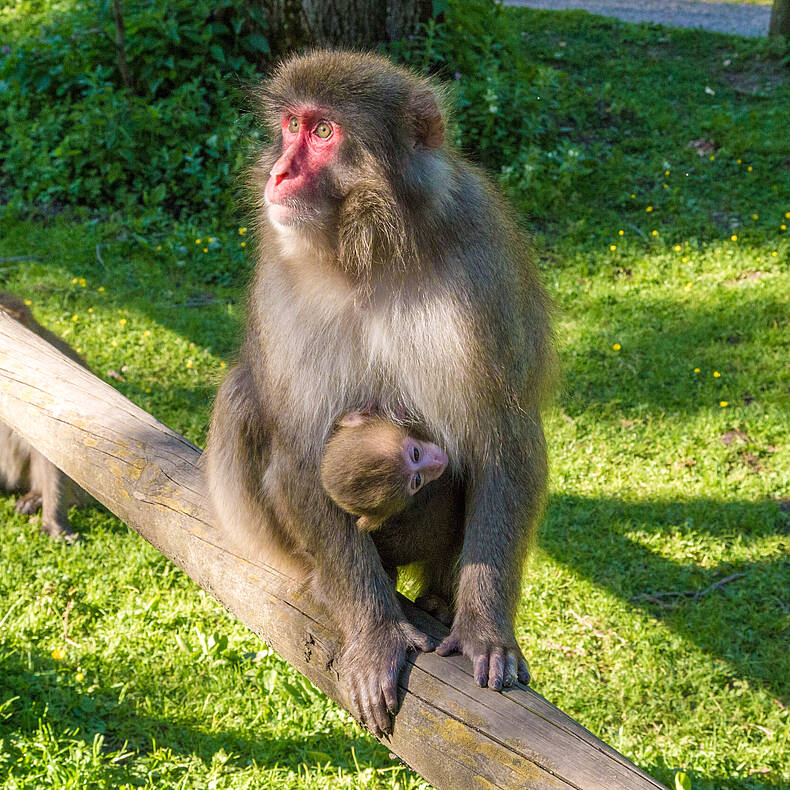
[0, 293, 88, 541]
[321, 411, 449, 532]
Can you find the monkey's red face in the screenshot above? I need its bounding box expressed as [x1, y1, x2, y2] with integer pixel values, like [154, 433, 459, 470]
[403, 438, 448, 496]
[264, 108, 343, 226]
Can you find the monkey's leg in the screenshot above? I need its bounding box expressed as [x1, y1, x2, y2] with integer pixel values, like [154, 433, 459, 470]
[437, 422, 546, 691]
[30, 449, 78, 542]
[0, 422, 31, 492]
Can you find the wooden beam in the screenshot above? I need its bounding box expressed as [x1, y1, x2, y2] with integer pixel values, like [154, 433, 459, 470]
[0, 311, 666, 790]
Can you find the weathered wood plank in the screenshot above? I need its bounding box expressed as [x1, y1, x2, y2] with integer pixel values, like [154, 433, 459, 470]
[0, 311, 666, 790]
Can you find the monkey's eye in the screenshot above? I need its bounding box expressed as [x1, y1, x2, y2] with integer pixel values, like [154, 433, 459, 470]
[314, 121, 332, 139]
[412, 473, 423, 491]
[412, 446, 420, 462]
[288, 117, 299, 134]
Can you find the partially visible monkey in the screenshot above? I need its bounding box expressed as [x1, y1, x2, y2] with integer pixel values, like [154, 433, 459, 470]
[0, 293, 87, 541]
[206, 51, 552, 736]
[321, 411, 449, 532]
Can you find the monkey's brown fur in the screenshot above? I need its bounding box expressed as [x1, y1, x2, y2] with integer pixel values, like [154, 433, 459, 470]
[206, 51, 552, 736]
[0, 293, 88, 540]
[321, 417, 412, 531]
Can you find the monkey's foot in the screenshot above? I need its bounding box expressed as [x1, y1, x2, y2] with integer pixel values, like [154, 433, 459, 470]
[15, 491, 42, 515]
[436, 622, 530, 690]
[415, 594, 453, 626]
[41, 519, 79, 543]
[344, 619, 435, 738]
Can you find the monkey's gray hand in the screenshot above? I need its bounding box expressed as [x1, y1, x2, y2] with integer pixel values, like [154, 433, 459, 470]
[436, 620, 530, 691]
[343, 619, 435, 738]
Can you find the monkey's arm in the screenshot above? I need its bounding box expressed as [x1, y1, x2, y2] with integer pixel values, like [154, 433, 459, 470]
[437, 413, 547, 690]
[262, 450, 436, 735]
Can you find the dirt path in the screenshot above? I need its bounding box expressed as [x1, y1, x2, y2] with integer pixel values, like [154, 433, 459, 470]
[504, 0, 771, 37]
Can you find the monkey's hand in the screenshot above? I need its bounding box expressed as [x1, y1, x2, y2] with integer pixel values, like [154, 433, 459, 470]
[343, 619, 435, 738]
[436, 619, 531, 691]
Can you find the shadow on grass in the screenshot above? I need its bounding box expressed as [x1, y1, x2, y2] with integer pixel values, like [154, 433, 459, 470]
[0, 645, 390, 784]
[558, 288, 788, 417]
[542, 494, 789, 700]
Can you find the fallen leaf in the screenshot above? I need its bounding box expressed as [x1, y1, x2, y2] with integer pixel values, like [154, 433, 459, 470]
[721, 430, 749, 446]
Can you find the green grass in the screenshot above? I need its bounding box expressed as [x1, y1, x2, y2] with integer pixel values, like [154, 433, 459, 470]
[1, 6, 789, 790]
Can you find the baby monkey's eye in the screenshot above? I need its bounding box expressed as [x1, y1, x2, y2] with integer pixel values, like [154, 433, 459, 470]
[413, 473, 423, 491]
[315, 121, 332, 139]
[412, 446, 420, 462]
[288, 117, 299, 134]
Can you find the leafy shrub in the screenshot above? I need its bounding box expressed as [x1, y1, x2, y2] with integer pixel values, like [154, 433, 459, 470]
[0, 0, 268, 220]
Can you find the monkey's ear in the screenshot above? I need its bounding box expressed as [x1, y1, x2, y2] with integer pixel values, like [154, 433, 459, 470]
[408, 88, 444, 149]
[339, 411, 368, 428]
[357, 514, 384, 532]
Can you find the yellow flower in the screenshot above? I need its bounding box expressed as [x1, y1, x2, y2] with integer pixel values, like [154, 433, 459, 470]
[663, 184, 668, 189]
[664, 170, 670, 176]
[693, 368, 700, 373]
[747, 166, 752, 172]
[720, 401, 728, 408]
[119, 318, 127, 326]
[98, 286, 105, 292]
[737, 159, 741, 164]
[186, 359, 193, 368]
[145, 388, 151, 394]
[612, 343, 621, 351]
[51, 647, 66, 660]
[71, 277, 78, 284]
[203, 247, 208, 253]
[88, 307, 94, 313]
[785, 211, 790, 218]
[75, 672, 84, 682]
[79, 278, 86, 287]
[618, 229, 624, 236]
[609, 244, 617, 251]
[144, 329, 151, 336]
[71, 315, 79, 322]
[24, 299, 32, 306]
[771, 251, 778, 257]
[781, 224, 787, 231]
[674, 244, 682, 251]
[646, 205, 653, 212]
[208, 237, 214, 243]
[681, 256, 688, 263]
[220, 361, 226, 368]
[156, 245, 162, 251]
[751, 214, 758, 220]
[241, 241, 246, 248]
[684, 282, 692, 290]
[731, 235, 738, 242]
[630, 193, 635, 198]
[651, 230, 659, 236]
[713, 371, 721, 378]
[710, 155, 716, 161]
[195, 238, 201, 244]
[239, 227, 247, 235]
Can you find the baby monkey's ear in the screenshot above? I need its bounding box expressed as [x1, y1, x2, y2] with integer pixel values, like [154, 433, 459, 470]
[356, 514, 385, 532]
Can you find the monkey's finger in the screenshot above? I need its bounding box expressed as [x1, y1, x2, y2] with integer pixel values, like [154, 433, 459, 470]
[382, 668, 401, 716]
[435, 634, 460, 657]
[368, 679, 393, 736]
[488, 650, 506, 691]
[503, 652, 519, 687]
[517, 657, 531, 685]
[359, 687, 384, 738]
[402, 622, 435, 653]
[473, 653, 490, 687]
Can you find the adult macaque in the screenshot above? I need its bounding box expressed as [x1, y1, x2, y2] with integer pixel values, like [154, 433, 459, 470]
[206, 51, 552, 736]
[321, 411, 449, 532]
[0, 293, 87, 541]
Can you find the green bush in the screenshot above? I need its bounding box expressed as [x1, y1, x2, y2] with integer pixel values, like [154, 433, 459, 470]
[0, 0, 268, 220]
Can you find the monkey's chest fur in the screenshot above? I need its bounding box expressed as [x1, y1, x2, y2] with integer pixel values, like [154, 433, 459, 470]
[255, 260, 480, 466]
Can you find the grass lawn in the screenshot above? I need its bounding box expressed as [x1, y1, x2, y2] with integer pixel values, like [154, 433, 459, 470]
[1, 6, 789, 790]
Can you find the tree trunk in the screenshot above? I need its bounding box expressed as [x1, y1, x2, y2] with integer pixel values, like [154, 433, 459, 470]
[260, 0, 433, 57]
[770, 0, 790, 35]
